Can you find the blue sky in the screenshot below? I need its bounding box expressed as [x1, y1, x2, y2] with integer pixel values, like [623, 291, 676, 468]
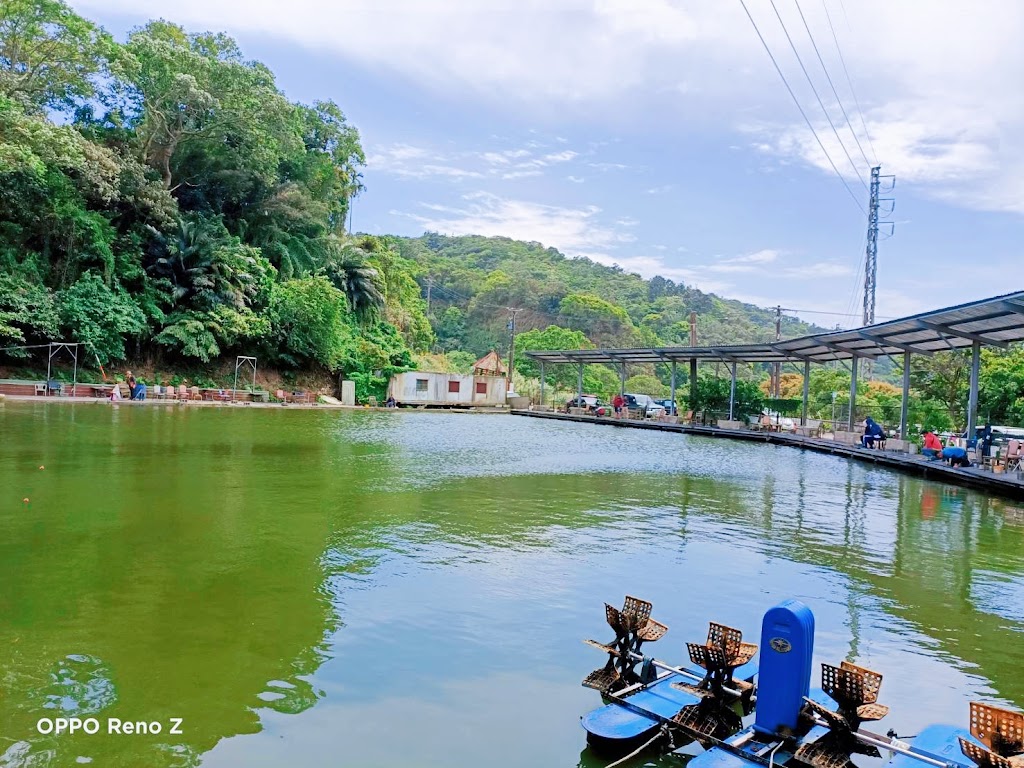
[74, 0, 1024, 328]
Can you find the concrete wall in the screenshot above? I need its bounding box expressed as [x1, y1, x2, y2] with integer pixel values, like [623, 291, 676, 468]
[387, 371, 507, 406]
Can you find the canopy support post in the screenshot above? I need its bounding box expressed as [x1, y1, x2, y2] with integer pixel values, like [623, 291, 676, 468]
[728, 362, 737, 421]
[967, 341, 980, 437]
[900, 351, 911, 439]
[801, 360, 810, 426]
[670, 361, 677, 417]
[848, 355, 859, 432]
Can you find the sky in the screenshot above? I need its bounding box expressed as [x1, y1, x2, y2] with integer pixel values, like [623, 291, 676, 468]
[72, 0, 1024, 329]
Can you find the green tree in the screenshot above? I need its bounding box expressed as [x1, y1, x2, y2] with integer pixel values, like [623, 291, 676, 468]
[0, 0, 113, 112]
[270, 276, 347, 369]
[0, 272, 58, 350]
[513, 325, 594, 389]
[58, 272, 145, 363]
[624, 374, 668, 397]
[910, 351, 971, 428]
[119, 21, 294, 189]
[435, 306, 466, 351]
[559, 292, 635, 346]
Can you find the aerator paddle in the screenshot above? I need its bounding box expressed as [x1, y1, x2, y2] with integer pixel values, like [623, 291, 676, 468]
[958, 702, 1024, 768]
[583, 595, 668, 695]
[670, 622, 758, 742]
[795, 661, 890, 768]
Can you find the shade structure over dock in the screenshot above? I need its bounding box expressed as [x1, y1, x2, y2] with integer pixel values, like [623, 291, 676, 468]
[525, 291, 1024, 437]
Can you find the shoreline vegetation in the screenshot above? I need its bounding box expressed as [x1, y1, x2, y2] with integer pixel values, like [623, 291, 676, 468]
[5, 3, 1024, 430]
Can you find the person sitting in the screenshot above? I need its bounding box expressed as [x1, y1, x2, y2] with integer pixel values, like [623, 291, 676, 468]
[385, 396, 397, 408]
[939, 446, 971, 468]
[861, 417, 885, 448]
[921, 429, 943, 459]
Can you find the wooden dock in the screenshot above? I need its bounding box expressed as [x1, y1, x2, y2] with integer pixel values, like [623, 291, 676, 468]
[510, 410, 1024, 501]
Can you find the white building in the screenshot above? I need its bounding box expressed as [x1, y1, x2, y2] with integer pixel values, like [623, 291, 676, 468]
[387, 371, 508, 407]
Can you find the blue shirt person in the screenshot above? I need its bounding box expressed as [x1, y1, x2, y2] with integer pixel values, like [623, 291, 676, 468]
[861, 417, 885, 448]
[939, 446, 971, 468]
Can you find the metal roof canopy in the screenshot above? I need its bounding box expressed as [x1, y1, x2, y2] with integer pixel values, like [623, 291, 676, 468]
[525, 290, 1024, 366]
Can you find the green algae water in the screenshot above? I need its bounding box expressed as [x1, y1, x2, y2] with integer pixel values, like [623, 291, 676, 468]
[1, 403, 1022, 767]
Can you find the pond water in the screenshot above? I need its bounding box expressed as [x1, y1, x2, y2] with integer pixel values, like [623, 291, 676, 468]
[1, 403, 1022, 768]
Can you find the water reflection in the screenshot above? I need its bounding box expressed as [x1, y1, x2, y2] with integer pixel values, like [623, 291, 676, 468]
[0, 406, 1021, 768]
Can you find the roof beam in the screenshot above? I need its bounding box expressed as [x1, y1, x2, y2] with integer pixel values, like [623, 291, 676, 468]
[769, 344, 815, 363]
[816, 339, 882, 359]
[852, 329, 933, 356]
[999, 298, 1024, 316]
[914, 319, 1009, 349]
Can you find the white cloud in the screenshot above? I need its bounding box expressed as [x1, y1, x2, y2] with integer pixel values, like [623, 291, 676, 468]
[724, 249, 779, 265]
[567, 175, 586, 183]
[366, 138, 584, 182]
[542, 150, 578, 163]
[396, 192, 635, 259]
[501, 170, 543, 180]
[76, 0, 1024, 214]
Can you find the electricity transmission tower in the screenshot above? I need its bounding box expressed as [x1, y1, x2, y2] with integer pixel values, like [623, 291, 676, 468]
[862, 165, 895, 328]
[862, 166, 894, 379]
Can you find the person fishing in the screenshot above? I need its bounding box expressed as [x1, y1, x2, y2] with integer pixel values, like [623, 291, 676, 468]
[921, 429, 942, 459]
[126, 370, 137, 399]
[938, 446, 971, 468]
[861, 417, 885, 448]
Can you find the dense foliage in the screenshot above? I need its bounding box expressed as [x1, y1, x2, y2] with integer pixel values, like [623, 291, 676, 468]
[5, 3, 1024, 422]
[0, 2, 427, 398]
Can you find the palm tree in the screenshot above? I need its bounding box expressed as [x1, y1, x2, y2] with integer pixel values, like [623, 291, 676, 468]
[323, 236, 384, 322]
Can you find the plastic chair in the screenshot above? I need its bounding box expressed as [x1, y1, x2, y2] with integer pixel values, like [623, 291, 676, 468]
[178, 384, 188, 401]
[1005, 440, 1023, 473]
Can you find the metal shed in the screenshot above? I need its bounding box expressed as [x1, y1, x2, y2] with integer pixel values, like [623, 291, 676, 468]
[524, 291, 1024, 437]
[387, 371, 508, 408]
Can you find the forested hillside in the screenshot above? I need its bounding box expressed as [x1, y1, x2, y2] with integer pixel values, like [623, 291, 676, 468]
[0, 1, 429, 398]
[0, 0, 830, 403]
[7, 1, 1023, 428]
[397, 233, 828, 356]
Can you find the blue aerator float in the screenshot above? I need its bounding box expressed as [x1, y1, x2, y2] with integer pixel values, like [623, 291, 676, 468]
[580, 597, 1024, 768]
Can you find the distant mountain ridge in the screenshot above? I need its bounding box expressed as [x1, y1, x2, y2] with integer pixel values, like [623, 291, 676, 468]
[396, 233, 832, 356]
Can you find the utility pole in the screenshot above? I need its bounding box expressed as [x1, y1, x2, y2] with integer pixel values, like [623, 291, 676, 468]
[506, 309, 521, 393]
[862, 165, 895, 380]
[773, 305, 782, 398]
[689, 311, 698, 413]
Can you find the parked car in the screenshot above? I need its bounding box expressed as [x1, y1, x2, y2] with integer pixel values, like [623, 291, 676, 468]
[654, 398, 678, 415]
[624, 393, 665, 418]
[565, 394, 606, 414]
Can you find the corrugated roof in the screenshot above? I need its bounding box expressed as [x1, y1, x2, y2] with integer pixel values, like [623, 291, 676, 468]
[525, 290, 1024, 366]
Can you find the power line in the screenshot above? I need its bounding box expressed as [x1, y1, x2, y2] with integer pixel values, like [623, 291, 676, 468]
[821, 0, 878, 164]
[781, 306, 894, 321]
[768, 0, 870, 187]
[792, 0, 872, 170]
[737, 0, 867, 216]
